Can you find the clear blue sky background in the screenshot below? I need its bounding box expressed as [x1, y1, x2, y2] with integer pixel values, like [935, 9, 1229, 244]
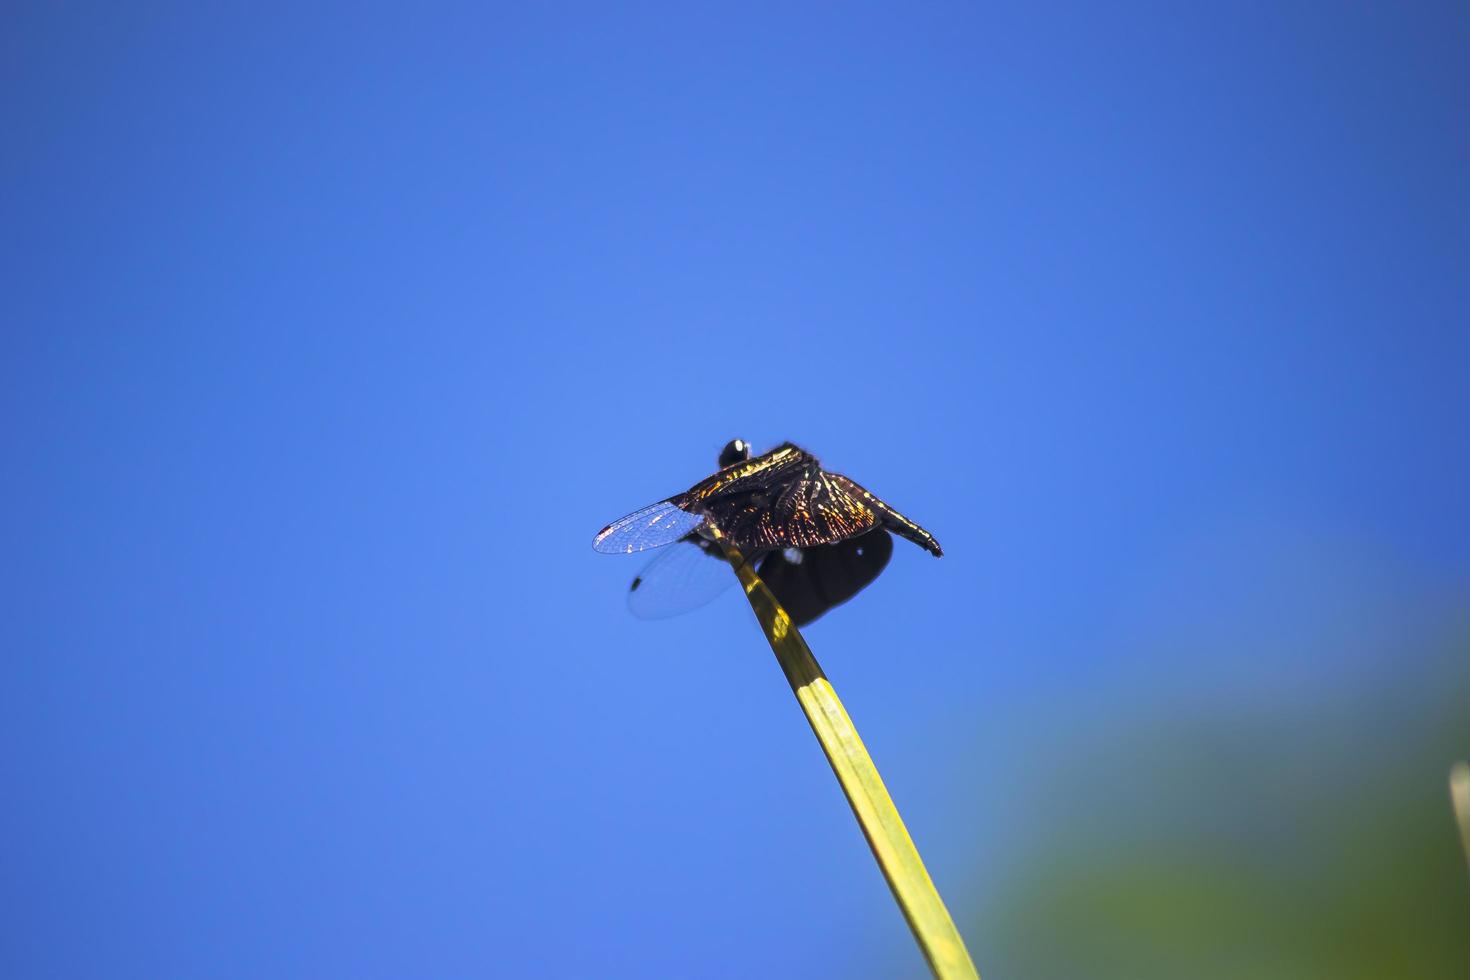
[4, 5, 1468, 978]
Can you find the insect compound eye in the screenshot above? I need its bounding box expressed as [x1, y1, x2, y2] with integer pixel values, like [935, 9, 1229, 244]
[718, 438, 751, 468]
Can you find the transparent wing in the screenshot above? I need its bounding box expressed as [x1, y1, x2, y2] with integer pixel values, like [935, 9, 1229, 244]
[592, 499, 706, 554]
[627, 538, 739, 619]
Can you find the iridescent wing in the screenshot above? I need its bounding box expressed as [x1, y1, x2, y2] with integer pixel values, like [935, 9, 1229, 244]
[592, 499, 706, 554]
[626, 536, 739, 619]
[685, 443, 812, 504]
[833, 473, 945, 557]
[704, 465, 879, 552]
[757, 527, 893, 626]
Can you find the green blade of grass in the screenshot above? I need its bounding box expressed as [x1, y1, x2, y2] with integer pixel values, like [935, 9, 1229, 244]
[713, 532, 981, 980]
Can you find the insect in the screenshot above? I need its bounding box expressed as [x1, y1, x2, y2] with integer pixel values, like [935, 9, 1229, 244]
[593, 439, 942, 625]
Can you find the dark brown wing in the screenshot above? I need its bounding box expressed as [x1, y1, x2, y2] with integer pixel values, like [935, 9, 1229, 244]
[596, 444, 811, 555]
[701, 460, 878, 552]
[757, 527, 893, 626]
[825, 471, 944, 557]
[683, 442, 812, 504]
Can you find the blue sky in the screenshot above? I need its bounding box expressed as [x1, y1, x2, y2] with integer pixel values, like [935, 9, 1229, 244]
[4, 4, 1468, 977]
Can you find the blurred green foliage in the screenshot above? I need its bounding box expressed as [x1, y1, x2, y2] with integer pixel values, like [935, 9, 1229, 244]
[978, 638, 1470, 979]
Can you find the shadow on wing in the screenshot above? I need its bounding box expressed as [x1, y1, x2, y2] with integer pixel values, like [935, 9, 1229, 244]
[756, 526, 894, 627]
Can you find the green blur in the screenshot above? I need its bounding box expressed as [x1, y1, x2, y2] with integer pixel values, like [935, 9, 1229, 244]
[977, 637, 1470, 978]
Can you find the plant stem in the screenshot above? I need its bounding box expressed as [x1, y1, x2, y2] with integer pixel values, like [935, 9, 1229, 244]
[715, 533, 980, 980]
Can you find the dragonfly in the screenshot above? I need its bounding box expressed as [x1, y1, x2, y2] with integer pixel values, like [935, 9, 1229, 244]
[593, 439, 942, 625]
